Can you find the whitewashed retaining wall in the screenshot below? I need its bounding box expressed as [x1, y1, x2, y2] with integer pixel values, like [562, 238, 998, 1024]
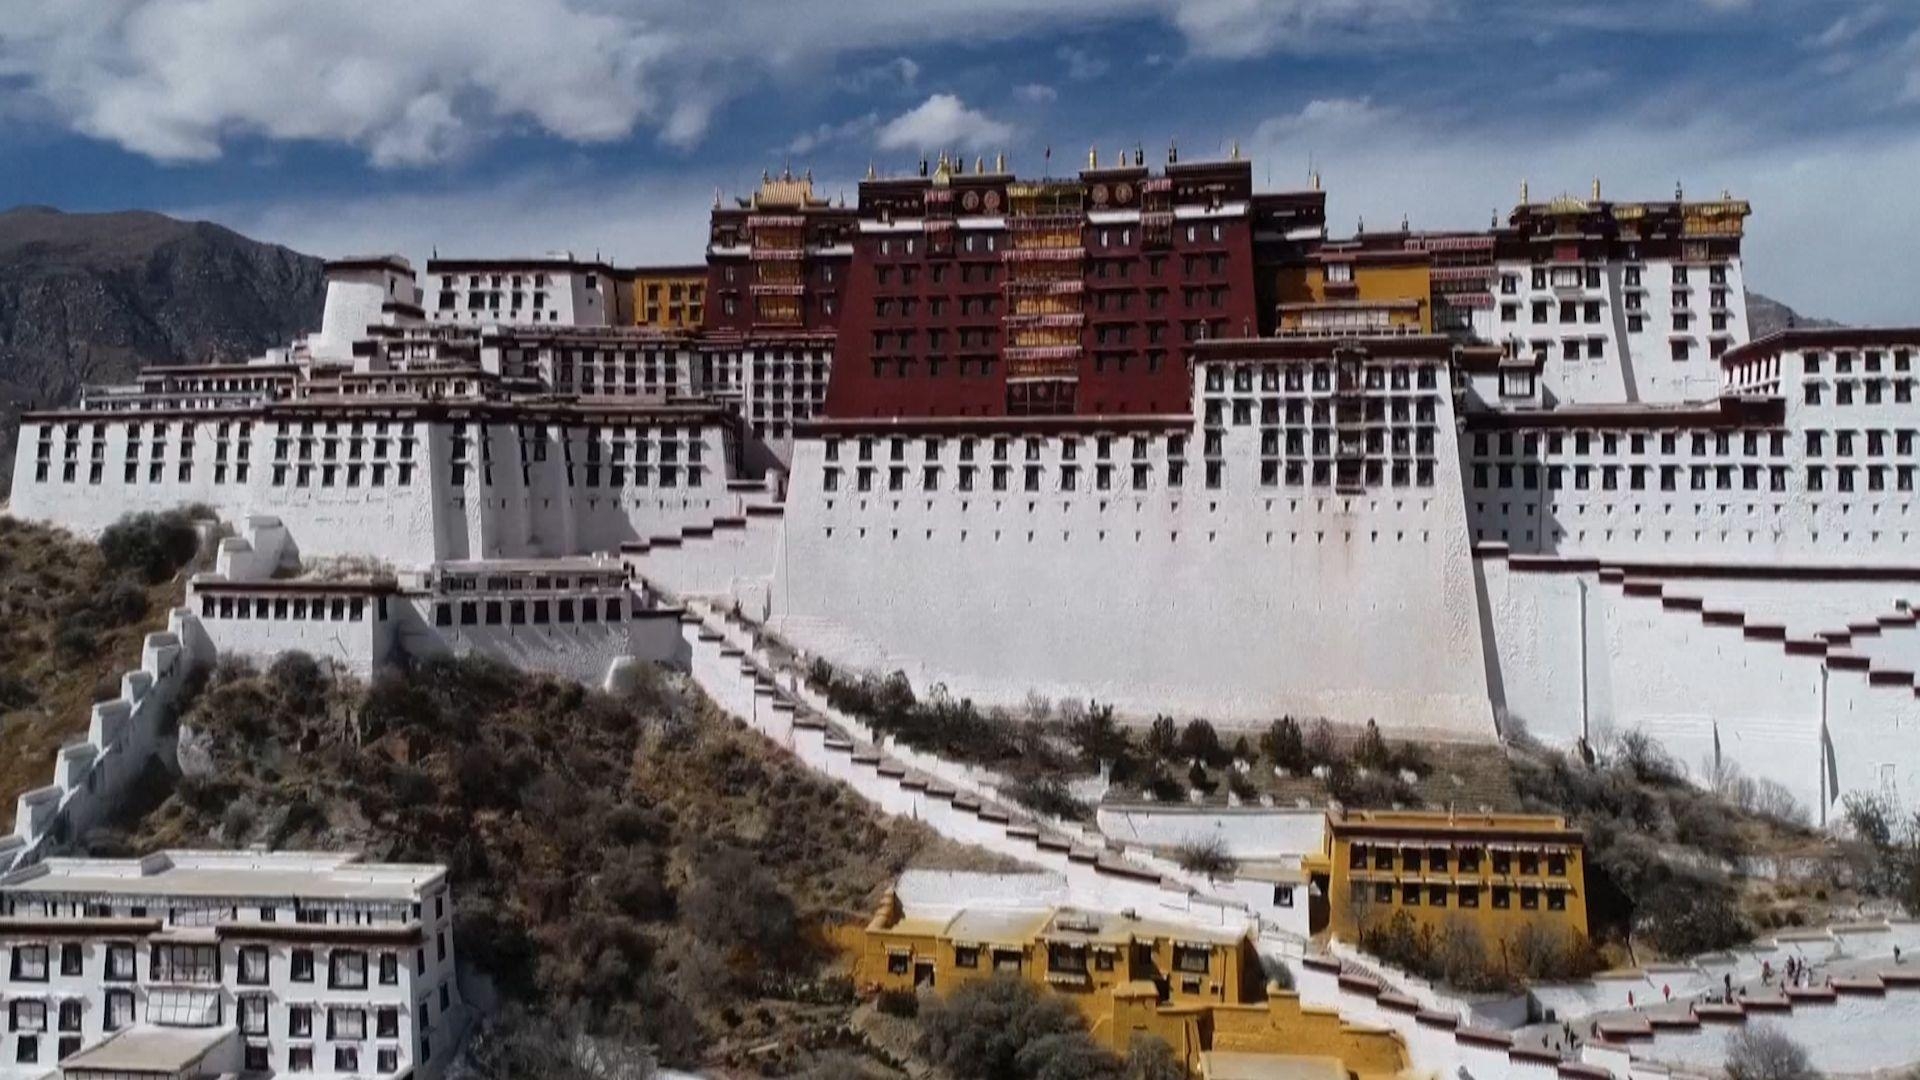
[759, 420, 1497, 740]
[0, 608, 212, 873]
[1095, 804, 1329, 861]
[1478, 554, 1920, 819]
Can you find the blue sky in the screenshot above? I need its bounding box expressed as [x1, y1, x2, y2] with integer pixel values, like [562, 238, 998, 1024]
[2, 0, 1917, 322]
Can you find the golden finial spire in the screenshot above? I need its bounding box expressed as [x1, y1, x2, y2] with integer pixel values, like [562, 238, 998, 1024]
[1311, 169, 1321, 192]
[1674, 180, 1684, 200]
[995, 150, 1006, 172]
[1592, 177, 1601, 201]
[1230, 138, 1241, 160]
[1400, 212, 1409, 232]
[1520, 178, 1529, 203]
[975, 156, 984, 175]
[865, 160, 876, 180]
[1088, 145, 1098, 169]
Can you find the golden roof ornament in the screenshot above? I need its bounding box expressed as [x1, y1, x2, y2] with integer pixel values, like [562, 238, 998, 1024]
[1230, 138, 1241, 160]
[1520, 178, 1529, 203]
[1592, 177, 1601, 201]
[866, 160, 876, 180]
[995, 151, 1006, 172]
[1088, 145, 1098, 169]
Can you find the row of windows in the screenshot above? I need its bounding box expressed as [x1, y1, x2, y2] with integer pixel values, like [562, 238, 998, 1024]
[1348, 844, 1568, 875]
[1203, 363, 1442, 395]
[1803, 349, 1914, 375]
[433, 596, 632, 627]
[829, 433, 1185, 464]
[33, 462, 258, 486]
[1352, 881, 1569, 911]
[1804, 380, 1916, 406]
[1472, 429, 1790, 460]
[1500, 262, 1728, 293]
[824, 458, 1440, 494]
[1206, 397, 1440, 428]
[201, 594, 381, 623]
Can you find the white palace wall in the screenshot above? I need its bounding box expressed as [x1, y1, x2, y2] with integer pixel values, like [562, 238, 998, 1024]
[9, 413, 741, 567]
[1478, 554, 1920, 819]
[766, 420, 1495, 740]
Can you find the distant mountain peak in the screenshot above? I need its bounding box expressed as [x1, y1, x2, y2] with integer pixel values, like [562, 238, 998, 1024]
[0, 206, 325, 495]
[1747, 290, 1842, 337]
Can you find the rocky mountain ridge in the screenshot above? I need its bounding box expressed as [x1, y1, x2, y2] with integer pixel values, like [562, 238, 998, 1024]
[0, 206, 324, 495]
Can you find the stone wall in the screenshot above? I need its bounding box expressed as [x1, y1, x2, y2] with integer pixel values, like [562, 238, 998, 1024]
[1, 608, 210, 873]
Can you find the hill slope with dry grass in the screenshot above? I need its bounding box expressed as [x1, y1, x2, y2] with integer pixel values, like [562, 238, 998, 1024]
[101, 652, 1008, 1078]
[0, 514, 192, 812]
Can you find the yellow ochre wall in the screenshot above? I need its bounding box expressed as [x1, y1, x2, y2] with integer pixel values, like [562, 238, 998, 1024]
[853, 910, 1405, 1077]
[1315, 812, 1590, 948]
[629, 268, 706, 329]
[1271, 259, 1432, 333]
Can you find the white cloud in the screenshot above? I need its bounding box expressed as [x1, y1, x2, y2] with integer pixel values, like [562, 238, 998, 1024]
[0, 0, 672, 166]
[0, 0, 1462, 164]
[1057, 45, 1110, 81]
[837, 56, 921, 93]
[1167, 0, 1440, 59]
[876, 94, 1013, 152]
[1014, 83, 1059, 104]
[784, 112, 881, 156]
[1245, 96, 1920, 323]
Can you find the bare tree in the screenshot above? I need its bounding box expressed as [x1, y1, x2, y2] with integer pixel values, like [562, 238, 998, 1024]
[1725, 1024, 1820, 1080]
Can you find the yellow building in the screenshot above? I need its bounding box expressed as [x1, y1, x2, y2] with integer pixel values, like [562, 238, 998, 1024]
[1270, 242, 1432, 337]
[1304, 809, 1588, 947]
[628, 265, 707, 330]
[853, 895, 1406, 1079]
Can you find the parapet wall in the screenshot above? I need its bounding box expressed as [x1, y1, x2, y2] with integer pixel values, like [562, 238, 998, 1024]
[1, 608, 212, 873]
[1477, 550, 1920, 819]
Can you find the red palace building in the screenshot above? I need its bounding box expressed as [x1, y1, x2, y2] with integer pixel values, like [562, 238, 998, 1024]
[705, 168, 857, 336]
[819, 145, 1327, 419]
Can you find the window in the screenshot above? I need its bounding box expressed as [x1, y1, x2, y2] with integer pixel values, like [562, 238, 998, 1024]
[291, 948, 315, 982]
[379, 952, 400, 985]
[240, 995, 269, 1036]
[105, 990, 134, 1032]
[954, 946, 979, 969]
[11, 944, 48, 982]
[238, 945, 269, 985]
[329, 1007, 367, 1041]
[290, 1045, 315, 1072]
[59, 943, 82, 977]
[12, 1000, 48, 1033]
[150, 943, 218, 983]
[57, 999, 80, 1033]
[1548, 890, 1567, 911]
[1521, 887, 1540, 910]
[377, 1006, 400, 1039]
[1458, 886, 1480, 908]
[1273, 885, 1295, 908]
[1172, 946, 1211, 974]
[246, 1044, 270, 1071]
[290, 1004, 314, 1038]
[1492, 887, 1511, 909]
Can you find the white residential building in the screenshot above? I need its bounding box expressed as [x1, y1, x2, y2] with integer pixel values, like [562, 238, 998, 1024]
[424, 257, 617, 329]
[0, 851, 463, 1079]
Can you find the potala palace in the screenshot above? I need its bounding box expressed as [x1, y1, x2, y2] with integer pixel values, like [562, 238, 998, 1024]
[9, 151, 1920, 841]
